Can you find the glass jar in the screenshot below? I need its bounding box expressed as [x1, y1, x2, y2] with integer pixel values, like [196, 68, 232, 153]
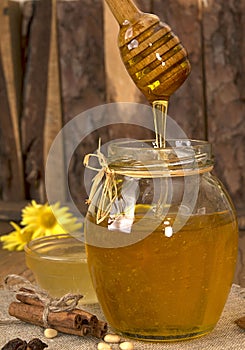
[84, 139, 238, 341]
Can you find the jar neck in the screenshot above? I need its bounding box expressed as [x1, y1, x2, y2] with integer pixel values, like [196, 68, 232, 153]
[108, 139, 214, 178]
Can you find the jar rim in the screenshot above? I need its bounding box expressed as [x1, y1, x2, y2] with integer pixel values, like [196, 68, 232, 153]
[107, 139, 213, 177]
[108, 138, 210, 151]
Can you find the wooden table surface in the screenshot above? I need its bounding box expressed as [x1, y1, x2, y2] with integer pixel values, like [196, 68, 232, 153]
[0, 247, 35, 287]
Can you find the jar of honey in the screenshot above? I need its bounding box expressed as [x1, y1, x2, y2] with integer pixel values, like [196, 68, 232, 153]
[84, 139, 238, 341]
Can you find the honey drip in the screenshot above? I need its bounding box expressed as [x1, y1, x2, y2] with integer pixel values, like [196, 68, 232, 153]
[152, 100, 168, 148]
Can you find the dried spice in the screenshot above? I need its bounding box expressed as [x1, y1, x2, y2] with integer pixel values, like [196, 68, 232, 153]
[5, 275, 107, 339]
[26, 339, 48, 350]
[1, 338, 48, 350]
[1, 338, 27, 350]
[14, 345, 26, 350]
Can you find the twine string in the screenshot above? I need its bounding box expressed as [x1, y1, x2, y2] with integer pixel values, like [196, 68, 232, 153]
[83, 140, 118, 224]
[4, 274, 83, 328]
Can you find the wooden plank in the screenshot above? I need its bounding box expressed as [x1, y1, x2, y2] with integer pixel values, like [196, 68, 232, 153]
[43, 0, 66, 202]
[21, 0, 52, 202]
[0, 0, 25, 200]
[0, 1, 3, 40]
[203, 0, 245, 219]
[57, 0, 107, 118]
[0, 200, 28, 222]
[56, 0, 107, 214]
[0, 247, 34, 288]
[1, 0, 23, 152]
[43, 0, 62, 163]
[0, 222, 13, 235]
[152, 0, 205, 139]
[0, 55, 22, 201]
[7, 0, 22, 117]
[0, 199, 27, 235]
[0, 55, 13, 200]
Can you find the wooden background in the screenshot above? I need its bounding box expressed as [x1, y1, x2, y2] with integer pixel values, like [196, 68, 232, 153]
[0, 0, 244, 230]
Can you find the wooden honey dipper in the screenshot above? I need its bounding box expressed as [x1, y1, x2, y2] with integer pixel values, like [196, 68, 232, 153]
[105, 0, 191, 104]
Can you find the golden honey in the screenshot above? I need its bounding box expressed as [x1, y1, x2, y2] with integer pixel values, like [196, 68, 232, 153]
[86, 209, 237, 340]
[25, 234, 97, 304]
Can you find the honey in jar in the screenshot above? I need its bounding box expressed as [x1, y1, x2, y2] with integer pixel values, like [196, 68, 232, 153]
[84, 139, 238, 341]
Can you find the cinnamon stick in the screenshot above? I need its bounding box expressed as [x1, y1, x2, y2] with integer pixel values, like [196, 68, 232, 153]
[72, 308, 98, 327]
[56, 325, 91, 337]
[9, 302, 81, 330]
[15, 288, 98, 329]
[8, 301, 107, 338]
[92, 320, 109, 338]
[17, 288, 45, 307]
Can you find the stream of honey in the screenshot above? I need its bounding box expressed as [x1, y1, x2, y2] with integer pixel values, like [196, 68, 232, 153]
[152, 100, 168, 148]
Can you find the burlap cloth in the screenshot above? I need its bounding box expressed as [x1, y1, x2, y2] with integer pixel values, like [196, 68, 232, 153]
[0, 284, 244, 349]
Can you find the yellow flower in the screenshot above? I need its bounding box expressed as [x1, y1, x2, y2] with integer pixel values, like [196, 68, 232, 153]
[21, 200, 82, 239]
[0, 222, 33, 251]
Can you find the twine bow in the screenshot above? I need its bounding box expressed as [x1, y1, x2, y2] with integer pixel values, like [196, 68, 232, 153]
[83, 140, 118, 224]
[4, 274, 83, 328]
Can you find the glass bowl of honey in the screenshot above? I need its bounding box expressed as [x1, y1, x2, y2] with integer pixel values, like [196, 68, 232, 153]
[25, 233, 97, 304]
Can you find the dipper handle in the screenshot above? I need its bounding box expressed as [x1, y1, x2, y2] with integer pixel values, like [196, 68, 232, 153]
[105, 0, 141, 25]
[105, 0, 191, 102]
